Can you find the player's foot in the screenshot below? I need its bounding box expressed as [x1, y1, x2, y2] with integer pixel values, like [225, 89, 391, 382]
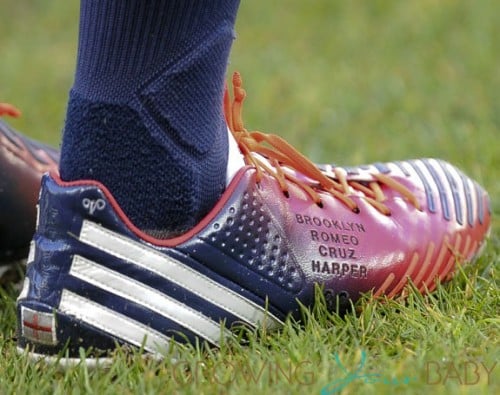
[16, 74, 490, 364]
[0, 104, 59, 267]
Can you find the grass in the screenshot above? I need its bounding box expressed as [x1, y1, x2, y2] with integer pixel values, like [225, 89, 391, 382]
[0, 1, 498, 394]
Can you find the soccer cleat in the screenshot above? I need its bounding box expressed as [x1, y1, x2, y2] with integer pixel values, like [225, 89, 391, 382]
[0, 104, 59, 265]
[16, 73, 490, 364]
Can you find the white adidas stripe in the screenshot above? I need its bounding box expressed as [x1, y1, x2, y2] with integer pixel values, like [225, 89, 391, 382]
[27, 240, 36, 265]
[69, 255, 229, 346]
[79, 220, 283, 330]
[59, 289, 171, 355]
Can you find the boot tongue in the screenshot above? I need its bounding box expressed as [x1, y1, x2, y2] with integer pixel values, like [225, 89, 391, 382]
[225, 126, 245, 186]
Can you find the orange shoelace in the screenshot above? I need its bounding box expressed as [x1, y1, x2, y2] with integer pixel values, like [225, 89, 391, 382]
[223, 72, 420, 215]
[0, 103, 21, 118]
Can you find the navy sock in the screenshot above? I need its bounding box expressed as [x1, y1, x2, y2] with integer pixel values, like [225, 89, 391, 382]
[60, 0, 240, 235]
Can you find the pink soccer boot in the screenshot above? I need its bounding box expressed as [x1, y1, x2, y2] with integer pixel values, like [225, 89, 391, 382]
[16, 73, 490, 363]
[0, 104, 59, 264]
